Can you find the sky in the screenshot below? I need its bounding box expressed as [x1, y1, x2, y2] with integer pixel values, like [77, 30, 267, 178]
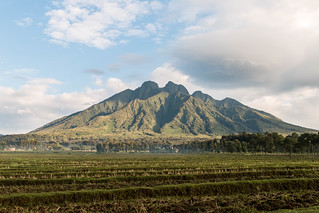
[1, 0, 319, 134]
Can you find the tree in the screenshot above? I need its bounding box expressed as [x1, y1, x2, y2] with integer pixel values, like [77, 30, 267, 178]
[234, 139, 242, 153]
[96, 143, 109, 153]
[256, 133, 266, 153]
[271, 132, 284, 152]
[297, 133, 312, 153]
[284, 134, 298, 156]
[0, 141, 6, 150]
[241, 142, 248, 153]
[265, 134, 275, 153]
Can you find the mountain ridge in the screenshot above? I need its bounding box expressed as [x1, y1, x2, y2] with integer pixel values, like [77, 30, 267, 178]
[32, 81, 316, 137]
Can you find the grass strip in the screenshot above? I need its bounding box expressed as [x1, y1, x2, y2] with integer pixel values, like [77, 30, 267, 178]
[0, 169, 317, 187]
[1, 178, 319, 207]
[2, 165, 318, 175]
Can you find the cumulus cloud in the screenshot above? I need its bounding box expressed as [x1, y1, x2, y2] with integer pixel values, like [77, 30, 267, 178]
[105, 77, 136, 94]
[0, 77, 134, 134]
[0, 78, 63, 134]
[165, 0, 319, 93]
[149, 1, 164, 11]
[244, 87, 319, 130]
[150, 63, 191, 88]
[45, 0, 164, 49]
[208, 86, 319, 130]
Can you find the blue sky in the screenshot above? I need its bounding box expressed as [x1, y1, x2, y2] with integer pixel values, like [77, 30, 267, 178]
[1, 0, 319, 134]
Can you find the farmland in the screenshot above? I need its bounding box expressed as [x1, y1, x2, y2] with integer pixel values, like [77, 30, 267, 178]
[0, 153, 319, 212]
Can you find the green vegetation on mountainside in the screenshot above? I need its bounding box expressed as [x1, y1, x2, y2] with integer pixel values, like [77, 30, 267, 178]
[32, 81, 316, 137]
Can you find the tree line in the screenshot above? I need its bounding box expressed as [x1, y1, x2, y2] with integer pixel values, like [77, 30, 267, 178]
[176, 132, 319, 155]
[96, 132, 319, 154]
[1, 132, 319, 154]
[96, 141, 175, 153]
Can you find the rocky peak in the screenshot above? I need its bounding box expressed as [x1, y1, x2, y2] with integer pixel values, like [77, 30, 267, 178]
[163, 81, 189, 95]
[192, 91, 216, 103]
[134, 81, 160, 100]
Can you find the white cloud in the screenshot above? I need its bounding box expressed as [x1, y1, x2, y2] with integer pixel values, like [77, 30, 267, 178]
[150, 63, 221, 96]
[45, 0, 163, 49]
[105, 77, 136, 94]
[15, 17, 33, 27]
[0, 77, 135, 134]
[126, 28, 148, 37]
[150, 1, 164, 11]
[165, 0, 319, 92]
[201, 86, 319, 130]
[150, 63, 191, 88]
[182, 16, 216, 36]
[94, 77, 103, 87]
[244, 87, 319, 130]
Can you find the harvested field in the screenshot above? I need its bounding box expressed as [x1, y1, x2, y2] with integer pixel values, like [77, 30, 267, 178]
[0, 153, 318, 212]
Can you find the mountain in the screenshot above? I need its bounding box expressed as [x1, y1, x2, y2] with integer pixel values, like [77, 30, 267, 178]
[32, 81, 316, 137]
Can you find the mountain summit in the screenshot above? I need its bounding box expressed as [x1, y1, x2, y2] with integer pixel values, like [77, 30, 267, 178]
[33, 81, 315, 137]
